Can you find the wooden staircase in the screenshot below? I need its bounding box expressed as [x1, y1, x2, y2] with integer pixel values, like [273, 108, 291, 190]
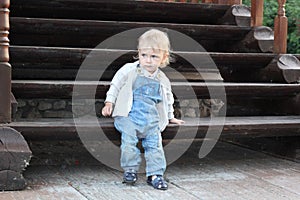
[1, 0, 300, 190]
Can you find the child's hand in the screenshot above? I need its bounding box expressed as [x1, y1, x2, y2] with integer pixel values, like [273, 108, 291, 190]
[169, 118, 185, 125]
[102, 102, 113, 116]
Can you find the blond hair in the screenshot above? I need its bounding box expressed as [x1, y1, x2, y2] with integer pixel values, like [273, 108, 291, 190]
[137, 29, 171, 68]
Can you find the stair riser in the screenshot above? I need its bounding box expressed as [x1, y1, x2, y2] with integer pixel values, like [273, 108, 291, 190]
[10, 18, 251, 52]
[11, 47, 285, 82]
[10, 0, 230, 25]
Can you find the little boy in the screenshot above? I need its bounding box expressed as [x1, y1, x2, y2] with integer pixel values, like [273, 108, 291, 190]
[102, 29, 184, 190]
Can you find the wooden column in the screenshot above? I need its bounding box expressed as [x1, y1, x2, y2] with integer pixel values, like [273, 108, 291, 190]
[0, 0, 10, 123]
[274, 0, 288, 53]
[251, 0, 264, 26]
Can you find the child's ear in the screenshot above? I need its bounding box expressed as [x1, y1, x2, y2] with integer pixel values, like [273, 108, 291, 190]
[162, 52, 168, 62]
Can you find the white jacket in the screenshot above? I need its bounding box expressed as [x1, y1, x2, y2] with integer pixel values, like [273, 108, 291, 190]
[105, 61, 175, 131]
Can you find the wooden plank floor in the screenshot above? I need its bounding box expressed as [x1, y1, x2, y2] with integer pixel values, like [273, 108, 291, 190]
[1, 141, 300, 200]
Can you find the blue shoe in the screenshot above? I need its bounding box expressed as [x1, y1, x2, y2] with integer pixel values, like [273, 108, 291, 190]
[147, 175, 168, 190]
[123, 170, 137, 185]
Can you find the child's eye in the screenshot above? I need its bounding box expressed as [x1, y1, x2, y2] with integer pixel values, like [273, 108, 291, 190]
[151, 55, 159, 59]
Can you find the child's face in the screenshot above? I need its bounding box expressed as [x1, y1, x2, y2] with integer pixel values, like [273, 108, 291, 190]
[138, 48, 166, 74]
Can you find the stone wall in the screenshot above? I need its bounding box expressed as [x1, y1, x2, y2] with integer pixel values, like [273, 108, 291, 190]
[14, 99, 224, 120]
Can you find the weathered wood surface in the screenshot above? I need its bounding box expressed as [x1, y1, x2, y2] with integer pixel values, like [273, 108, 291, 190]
[8, 116, 300, 141]
[11, 80, 300, 99]
[218, 4, 251, 26]
[10, 0, 230, 25]
[9, 46, 274, 69]
[10, 92, 18, 119]
[9, 17, 251, 51]
[11, 46, 300, 83]
[9, 46, 275, 71]
[0, 63, 11, 123]
[228, 136, 300, 162]
[229, 26, 274, 53]
[0, 127, 32, 191]
[277, 54, 300, 83]
[225, 96, 300, 116]
[221, 54, 300, 83]
[0, 170, 27, 191]
[1, 141, 300, 199]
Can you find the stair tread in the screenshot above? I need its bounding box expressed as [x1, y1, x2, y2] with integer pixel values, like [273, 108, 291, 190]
[11, 116, 300, 126]
[9, 116, 300, 140]
[12, 80, 300, 99]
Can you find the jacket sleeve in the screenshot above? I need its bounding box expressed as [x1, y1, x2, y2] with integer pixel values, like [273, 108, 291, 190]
[166, 80, 175, 119]
[105, 63, 135, 104]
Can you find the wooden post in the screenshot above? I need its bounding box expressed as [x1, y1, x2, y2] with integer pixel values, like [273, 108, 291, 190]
[274, 0, 288, 54]
[0, 0, 10, 123]
[251, 0, 264, 26]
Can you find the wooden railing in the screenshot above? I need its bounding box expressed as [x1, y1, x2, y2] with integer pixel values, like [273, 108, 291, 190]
[151, 0, 288, 53]
[0, 0, 10, 123]
[251, 0, 288, 53]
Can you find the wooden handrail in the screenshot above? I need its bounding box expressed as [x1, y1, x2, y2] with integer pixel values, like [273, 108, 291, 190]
[0, 0, 10, 123]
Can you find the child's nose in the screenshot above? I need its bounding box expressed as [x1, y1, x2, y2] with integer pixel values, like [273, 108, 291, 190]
[146, 56, 151, 62]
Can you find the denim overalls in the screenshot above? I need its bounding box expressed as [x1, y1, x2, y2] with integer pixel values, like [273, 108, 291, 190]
[114, 73, 167, 177]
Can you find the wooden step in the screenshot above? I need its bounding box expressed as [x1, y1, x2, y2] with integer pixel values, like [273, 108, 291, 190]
[11, 80, 300, 99]
[10, 0, 231, 25]
[10, 46, 300, 83]
[8, 116, 300, 141]
[10, 17, 252, 51]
